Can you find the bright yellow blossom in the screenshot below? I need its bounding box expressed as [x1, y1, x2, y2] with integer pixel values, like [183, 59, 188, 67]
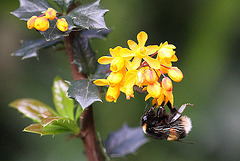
[57, 18, 68, 32]
[98, 46, 134, 72]
[127, 31, 160, 70]
[168, 67, 183, 82]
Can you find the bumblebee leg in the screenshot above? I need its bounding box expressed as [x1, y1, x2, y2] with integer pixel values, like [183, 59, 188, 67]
[169, 103, 194, 123]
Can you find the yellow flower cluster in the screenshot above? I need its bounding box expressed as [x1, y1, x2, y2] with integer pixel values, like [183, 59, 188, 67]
[27, 8, 68, 32]
[94, 31, 183, 107]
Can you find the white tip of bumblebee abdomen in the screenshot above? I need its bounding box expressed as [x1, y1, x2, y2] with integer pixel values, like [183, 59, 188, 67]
[180, 116, 192, 134]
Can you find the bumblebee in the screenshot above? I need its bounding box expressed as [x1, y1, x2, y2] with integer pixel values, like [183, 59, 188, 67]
[141, 102, 193, 141]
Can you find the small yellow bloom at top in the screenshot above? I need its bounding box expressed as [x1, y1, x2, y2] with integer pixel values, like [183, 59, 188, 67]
[158, 41, 176, 60]
[57, 18, 68, 32]
[45, 8, 57, 20]
[27, 16, 38, 29]
[127, 31, 159, 70]
[34, 17, 49, 31]
[168, 67, 183, 82]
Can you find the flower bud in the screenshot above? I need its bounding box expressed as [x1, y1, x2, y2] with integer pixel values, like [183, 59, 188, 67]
[45, 8, 57, 20]
[162, 77, 173, 91]
[144, 68, 158, 85]
[110, 57, 124, 72]
[107, 72, 123, 87]
[168, 67, 183, 82]
[34, 17, 49, 31]
[27, 16, 38, 29]
[57, 18, 68, 32]
[105, 86, 120, 102]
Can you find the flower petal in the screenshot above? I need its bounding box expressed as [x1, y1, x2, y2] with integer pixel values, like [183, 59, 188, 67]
[131, 57, 142, 70]
[144, 56, 160, 69]
[109, 46, 122, 57]
[119, 48, 135, 57]
[98, 56, 113, 64]
[93, 79, 108, 86]
[137, 31, 148, 48]
[127, 40, 138, 51]
[124, 60, 133, 71]
[146, 45, 159, 55]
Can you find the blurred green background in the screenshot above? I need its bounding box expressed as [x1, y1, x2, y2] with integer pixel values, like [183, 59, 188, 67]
[1, 0, 240, 160]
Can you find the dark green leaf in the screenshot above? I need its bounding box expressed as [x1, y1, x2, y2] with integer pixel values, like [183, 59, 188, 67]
[50, 0, 75, 12]
[104, 124, 148, 158]
[11, 0, 51, 21]
[24, 117, 80, 135]
[91, 63, 110, 80]
[40, 15, 75, 41]
[67, 79, 102, 110]
[9, 99, 57, 123]
[68, 0, 108, 29]
[52, 76, 75, 120]
[12, 38, 62, 59]
[71, 29, 110, 75]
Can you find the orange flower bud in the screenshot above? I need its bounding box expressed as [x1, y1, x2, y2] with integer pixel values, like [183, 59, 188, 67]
[105, 86, 120, 102]
[144, 68, 158, 85]
[57, 18, 68, 32]
[27, 16, 37, 29]
[34, 17, 49, 31]
[110, 57, 124, 72]
[168, 67, 183, 82]
[107, 72, 123, 87]
[162, 77, 173, 91]
[45, 8, 57, 20]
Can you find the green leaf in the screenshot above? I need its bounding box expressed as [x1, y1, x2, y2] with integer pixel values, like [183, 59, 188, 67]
[49, 0, 75, 12]
[67, 79, 102, 110]
[24, 117, 80, 135]
[12, 38, 62, 59]
[9, 99, 57, 123]
[68, 0, 108, 29]
[74, 103, 83, 121]
[11, 0, 51, 21]
[40, 15, 75, 41]
[71, 29, 110, 75]
[104, 124, 149, 158]
[52, 76, 75, 120]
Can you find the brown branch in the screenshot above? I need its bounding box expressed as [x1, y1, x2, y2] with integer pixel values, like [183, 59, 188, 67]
[65, 33, 103, 161]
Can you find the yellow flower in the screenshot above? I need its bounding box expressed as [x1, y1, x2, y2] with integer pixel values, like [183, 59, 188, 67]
[144, 68, 158, 85]
[57, 18, 68, 32]
[158, 41, 176, 60]
[45, 8, 57, 20]
[127, 31, 159, 70]
[168, 67, 183, 82]
[105, 85, 121, 102]
[98, 46, 134, 72]
[34, 17, 49, 31]
[27, 16, 37, 29]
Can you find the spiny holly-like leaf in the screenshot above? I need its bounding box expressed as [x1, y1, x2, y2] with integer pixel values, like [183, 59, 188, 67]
[68, 0, 108, 29]
[9, 99, 57, 123]
[49, 0, 75, 12]
[91, 63, 110, 80]
[71, 29, 110, 75]
[12, 38, 62, 59]
[24, 117, 80, 135]
[40, 15, 75, 41]
[52, 76, 74, 120]
[104, 124, 148, 158]
[67, 79, 102, 110]
[11, 0, 51, 21]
